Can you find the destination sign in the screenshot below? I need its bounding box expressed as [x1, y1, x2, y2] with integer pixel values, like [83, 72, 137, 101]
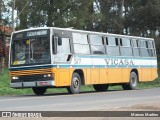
[27, 30, 48, 37]
[13, 29, 49, 39]
[15, 33, 23, 38]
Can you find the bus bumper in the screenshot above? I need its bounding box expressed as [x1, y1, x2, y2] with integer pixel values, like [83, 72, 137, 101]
[10, 80, 55, 88]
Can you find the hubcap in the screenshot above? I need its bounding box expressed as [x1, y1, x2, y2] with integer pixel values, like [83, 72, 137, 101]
[73, 77, 79, 89]
[131, 75, 137, 87]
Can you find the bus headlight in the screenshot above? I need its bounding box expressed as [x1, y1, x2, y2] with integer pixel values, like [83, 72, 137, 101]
[44, 74, 52, 78]
[12, 76, 19, 80]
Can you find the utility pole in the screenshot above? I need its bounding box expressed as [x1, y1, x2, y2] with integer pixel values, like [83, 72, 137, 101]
[12, 0, 29, 31]
[12, 0, 15, 32]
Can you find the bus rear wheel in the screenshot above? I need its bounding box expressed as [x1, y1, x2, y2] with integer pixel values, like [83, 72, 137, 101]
[32, 87, 47, 95]
[93, 84, 109, 92]
[122, 72, 138, 90]
[67, 72, 81, 94]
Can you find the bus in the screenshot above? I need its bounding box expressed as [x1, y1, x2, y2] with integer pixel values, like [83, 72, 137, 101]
[9, 27, 158, 95]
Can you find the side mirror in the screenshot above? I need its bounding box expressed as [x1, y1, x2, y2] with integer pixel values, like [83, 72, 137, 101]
[58, 37, 62, 46]
[53, 36, 57, 54]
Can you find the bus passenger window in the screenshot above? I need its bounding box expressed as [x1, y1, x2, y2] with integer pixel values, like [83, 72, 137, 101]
[152, 42, 156, 56]
[107, 36, 118, 46]
[73, 33, 90, 54]
[91, 46, 105, 54]
[72, 33, 88, 44]
[57, 38, 71, 53]
[132, 39, 140, 56]
[115, 38, 119, 46]
[120, 38, 131, 47]
[120, 38, 132, 56]
[140, 40, 150, 57]
[132, 40, 139, 48]
[74, 44, 90, 54]
[106, 37, 108, 45]
[54, 38, 71, 62]
[90, 35, 105, 55]
[106, 36, 120, 56]
[148, 41, 156, 57]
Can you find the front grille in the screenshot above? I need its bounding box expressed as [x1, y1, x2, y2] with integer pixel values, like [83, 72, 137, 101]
[12, 74, 53, 83]
[10, 68, 53, 83]
[10, 68, 52, 76]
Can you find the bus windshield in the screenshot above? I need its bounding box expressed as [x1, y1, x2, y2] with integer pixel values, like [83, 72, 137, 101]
[10, 37, 51, 66]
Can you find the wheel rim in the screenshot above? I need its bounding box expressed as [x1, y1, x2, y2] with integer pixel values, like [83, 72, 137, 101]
[131, 75, 137, 87]
[73, 77, 80, 89]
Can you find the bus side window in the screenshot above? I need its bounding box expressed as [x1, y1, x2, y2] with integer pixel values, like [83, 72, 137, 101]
[90, 35, 105, 55]
[139, 40, 150, 57]
[106, 37, 108, 45]
[54, 38, 71, 62]
[132, 39, 140, 56]
[152, 42, 157, 56]
[73, 33, 90, 54]
[148, 41, 156, 57]
[57, 38, 71, 53]
[106, 36, 120, 56]
[120, 38, 133, 56]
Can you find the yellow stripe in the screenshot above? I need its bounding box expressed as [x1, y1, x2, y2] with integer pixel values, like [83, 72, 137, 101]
[10, 68, 52, 76]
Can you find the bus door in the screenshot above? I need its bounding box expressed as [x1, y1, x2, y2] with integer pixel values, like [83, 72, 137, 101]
[53, 30, 72, 86]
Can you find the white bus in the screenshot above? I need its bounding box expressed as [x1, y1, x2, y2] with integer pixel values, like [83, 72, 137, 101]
[9, 27, 158, 95]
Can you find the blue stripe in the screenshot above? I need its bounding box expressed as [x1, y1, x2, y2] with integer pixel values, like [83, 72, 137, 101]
[10, 64, 156, 71]
[9, 65, 52, 71]
[56, 65, 155, 68]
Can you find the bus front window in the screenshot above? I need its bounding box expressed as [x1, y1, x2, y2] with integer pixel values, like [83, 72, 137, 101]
[11, 37, 51, 66]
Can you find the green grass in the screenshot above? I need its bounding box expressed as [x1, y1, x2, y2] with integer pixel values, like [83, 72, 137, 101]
[0, 68, 160, 96]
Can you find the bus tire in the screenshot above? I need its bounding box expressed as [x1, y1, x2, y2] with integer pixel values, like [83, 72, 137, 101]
[67, 72, 81, 94]
[32, 87, 47, 95]
[122, 72, 138, 90]
[93, 84, 109, 92]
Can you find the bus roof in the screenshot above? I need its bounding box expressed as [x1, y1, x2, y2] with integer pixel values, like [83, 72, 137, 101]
[13, 27, 154, 41]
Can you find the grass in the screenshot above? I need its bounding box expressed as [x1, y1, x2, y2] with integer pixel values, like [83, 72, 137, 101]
[0, 67, 160, 96]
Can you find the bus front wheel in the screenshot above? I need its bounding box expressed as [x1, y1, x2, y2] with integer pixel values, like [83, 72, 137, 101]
[122, 72, 138, 90]
[93, 84, 109, 92]
[32, 87, 47, 95]
[67, 72, 81, 94]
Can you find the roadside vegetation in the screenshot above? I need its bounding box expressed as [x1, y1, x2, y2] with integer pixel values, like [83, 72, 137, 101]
[0, 68, 160, 96]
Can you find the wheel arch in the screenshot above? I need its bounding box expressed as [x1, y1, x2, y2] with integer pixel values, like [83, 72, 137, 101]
[73, 69, 85, 85]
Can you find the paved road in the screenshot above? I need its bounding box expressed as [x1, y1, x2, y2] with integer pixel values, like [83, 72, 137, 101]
[0, 88, 160, 111]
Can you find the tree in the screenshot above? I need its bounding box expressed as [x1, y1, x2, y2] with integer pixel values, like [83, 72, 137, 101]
[93, 0, 124, 33]
[124, 0, 160, 36]
[15, 0, 29, 29]
[11, 0, 93, 30]
[0, 0, 5, 73]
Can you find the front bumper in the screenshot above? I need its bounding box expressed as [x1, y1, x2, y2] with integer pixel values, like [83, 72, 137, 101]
[10, 80, 55, 88]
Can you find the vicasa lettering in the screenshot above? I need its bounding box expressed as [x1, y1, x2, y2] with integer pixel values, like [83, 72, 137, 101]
[104, 59, 134, 66]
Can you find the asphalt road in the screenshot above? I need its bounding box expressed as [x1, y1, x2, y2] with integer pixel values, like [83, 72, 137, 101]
[0, 88, 160, 111]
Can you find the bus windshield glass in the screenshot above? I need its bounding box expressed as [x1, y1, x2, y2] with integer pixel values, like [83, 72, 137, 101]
[10, 37, 51, 66]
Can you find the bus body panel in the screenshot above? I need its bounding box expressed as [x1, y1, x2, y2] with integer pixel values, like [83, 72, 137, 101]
[121, 68, 131, 83]
[99, 68, 108, 84]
